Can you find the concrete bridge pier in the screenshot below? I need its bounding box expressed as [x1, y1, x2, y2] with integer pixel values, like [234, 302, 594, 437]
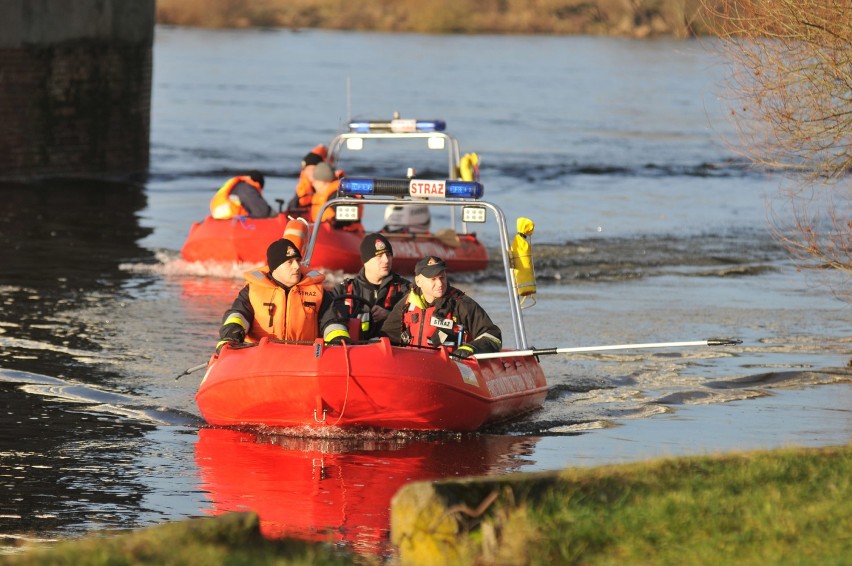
[0, 0, 155, 181]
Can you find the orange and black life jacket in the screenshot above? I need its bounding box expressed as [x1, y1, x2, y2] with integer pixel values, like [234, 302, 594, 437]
[341, 277, 407, 340]
[343, 278, 406, 313]
[242, 266, 325, 342]
[210, 176, 264, 219]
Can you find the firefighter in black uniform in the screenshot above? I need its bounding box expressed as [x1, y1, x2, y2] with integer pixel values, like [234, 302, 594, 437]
[320, 233, 411, 344]
[382, 255, 502, 359]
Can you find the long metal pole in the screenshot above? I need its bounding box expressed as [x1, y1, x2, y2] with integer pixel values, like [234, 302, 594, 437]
[473, 338, 742, 360]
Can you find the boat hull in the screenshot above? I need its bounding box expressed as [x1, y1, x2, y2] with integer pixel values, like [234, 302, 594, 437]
[181, 215, 488, 273]
[196, 337, 547, 432]
[181, 214, 290, 263]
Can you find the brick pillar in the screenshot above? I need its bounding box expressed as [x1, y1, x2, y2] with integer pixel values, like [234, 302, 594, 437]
[0, 0, 155, 180]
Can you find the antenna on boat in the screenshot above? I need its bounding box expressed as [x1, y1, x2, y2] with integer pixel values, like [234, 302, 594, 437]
[346, 76, 352, 124]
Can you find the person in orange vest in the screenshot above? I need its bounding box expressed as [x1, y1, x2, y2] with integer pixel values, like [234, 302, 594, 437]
[381, 256, 502, 359]
[287, 145, 328, 212]
[308, 162, 340, 223]
[308, 162, 363, 228]
[216, 238, 331, 352]
[209, 171, 276, 219]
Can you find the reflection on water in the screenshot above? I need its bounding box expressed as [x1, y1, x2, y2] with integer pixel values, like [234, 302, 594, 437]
[0, 179, 153, 380]
[195, 428, 539, 555]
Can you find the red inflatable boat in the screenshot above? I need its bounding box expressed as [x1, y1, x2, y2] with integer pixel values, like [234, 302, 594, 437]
[181, 116, 489, 272]
[181, 215, 488, 273]
[196, 337, 547, 431]
[195, 175, 547, 432]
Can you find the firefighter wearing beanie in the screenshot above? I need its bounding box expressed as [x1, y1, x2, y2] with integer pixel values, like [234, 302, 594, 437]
[320, 233, 412, 344]
[216, 238, 328, 351]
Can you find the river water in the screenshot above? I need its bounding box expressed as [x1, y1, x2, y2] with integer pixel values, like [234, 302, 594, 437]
[1, 27, 850, 557]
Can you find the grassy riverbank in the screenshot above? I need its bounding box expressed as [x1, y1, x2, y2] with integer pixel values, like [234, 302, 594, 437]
[155, 0, 723, 38]
[392, 443, 852, 564]
[3, 443, 849, 565]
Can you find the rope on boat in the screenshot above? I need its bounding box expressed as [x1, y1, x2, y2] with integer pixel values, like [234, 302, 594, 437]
[327, 342, 352, 427]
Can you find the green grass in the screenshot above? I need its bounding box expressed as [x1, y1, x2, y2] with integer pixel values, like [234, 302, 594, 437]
[516, 445, 852, 564]
[0, 512, 358, 566]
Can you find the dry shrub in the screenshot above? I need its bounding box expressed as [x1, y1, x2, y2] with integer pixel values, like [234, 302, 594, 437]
[156, 0, 720, 37]
[703, 0, 852, 295]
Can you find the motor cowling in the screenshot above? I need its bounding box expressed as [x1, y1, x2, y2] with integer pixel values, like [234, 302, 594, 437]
[383, 204, 431, 234]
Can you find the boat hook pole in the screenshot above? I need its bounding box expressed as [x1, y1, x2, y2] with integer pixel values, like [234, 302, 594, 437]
[174, 363, 208, 381]
[472, 338, 743, 360]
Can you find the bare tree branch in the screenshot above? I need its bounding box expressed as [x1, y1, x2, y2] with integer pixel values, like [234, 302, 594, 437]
[701, 0, 852, 295]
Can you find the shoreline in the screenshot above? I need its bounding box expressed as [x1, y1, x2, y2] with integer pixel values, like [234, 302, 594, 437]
[154, 0, 725, 39]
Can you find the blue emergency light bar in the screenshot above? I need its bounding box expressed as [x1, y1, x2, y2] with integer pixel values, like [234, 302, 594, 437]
[348, 119, 447, 133]
[339, 178, 484, 199]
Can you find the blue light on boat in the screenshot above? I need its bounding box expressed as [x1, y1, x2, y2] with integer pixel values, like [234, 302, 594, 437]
[348, 121, 372, 133]
[347, 119, 446, 133]
[415, 120, 446, 132]
[445, 181, 484, 199]
[339, 178, 484, 199]
[339, 178, 376, 195]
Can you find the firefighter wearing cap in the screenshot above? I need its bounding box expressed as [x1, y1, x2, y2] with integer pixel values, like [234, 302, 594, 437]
[321, 233, 411, 344]
[217, 238, 327, 351]
[382, 256, 502, 359]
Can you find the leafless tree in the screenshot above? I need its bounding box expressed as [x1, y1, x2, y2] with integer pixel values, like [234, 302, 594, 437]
[701, 0, 851, 298]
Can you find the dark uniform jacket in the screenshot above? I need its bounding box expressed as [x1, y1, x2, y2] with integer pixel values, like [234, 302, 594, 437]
[382, 286, 502, 354]
[320, 269, 411, 341]
[231, 181, 275, 218]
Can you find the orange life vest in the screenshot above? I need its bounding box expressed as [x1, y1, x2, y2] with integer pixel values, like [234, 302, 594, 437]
[210, 176, 264, 219]
[294, 169, 315, 208]
[243, 266, 325, 342]
[310, 179, 341, 223]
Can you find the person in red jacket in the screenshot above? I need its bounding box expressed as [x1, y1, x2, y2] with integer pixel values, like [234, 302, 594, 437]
[382, 256, 502, 359]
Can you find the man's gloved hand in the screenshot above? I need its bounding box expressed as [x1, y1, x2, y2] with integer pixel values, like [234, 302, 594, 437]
[216, 322, 246, 354]
[220, 322, 245, 343]
[450, 344, 475, 360]
[370, 305, 390, 324]
[327, 335, 352, 346]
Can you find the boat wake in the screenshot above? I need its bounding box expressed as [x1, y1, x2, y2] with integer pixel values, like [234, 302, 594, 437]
[121, 250, 355, 286]
[121, 250, 251, 280]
